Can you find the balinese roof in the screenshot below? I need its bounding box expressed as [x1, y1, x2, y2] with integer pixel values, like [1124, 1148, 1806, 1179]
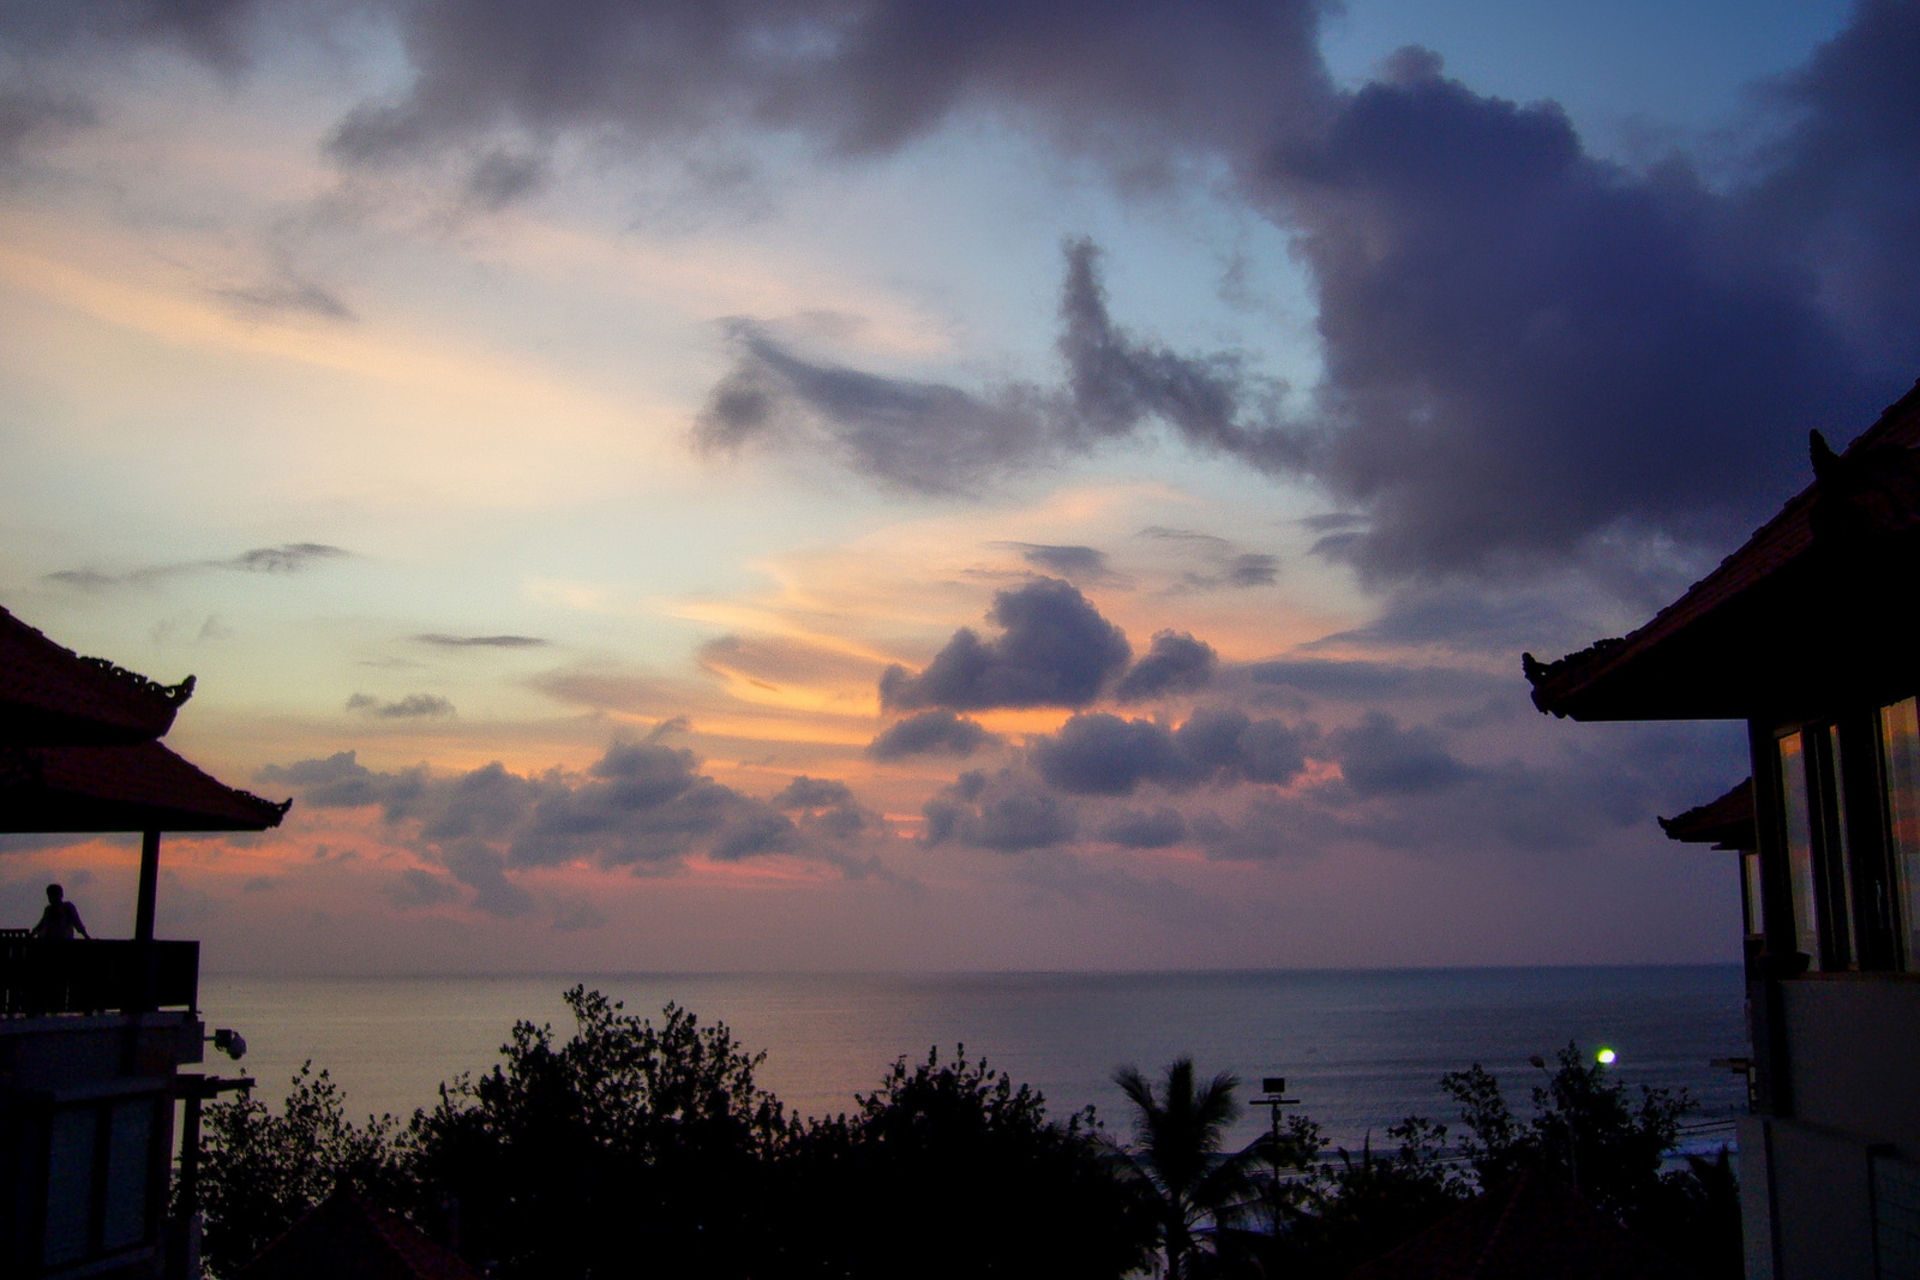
[235, 1190, 481, 1280]
[1, 606, 193, 746]
[1657, 779, 1755, 851]
[1525, 378, 1920, 721]
[0, 741, 289, 833]
[1347, 1168, 1690, 1280]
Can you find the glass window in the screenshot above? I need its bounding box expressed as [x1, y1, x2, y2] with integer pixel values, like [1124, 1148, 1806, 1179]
[1881, 696, 1920, 970]
[1780, 731, 1821, 963]
[1815, 724, 1858, 965]
[45, 1107, 96, 1266]
[102, 1098, 152, 1251]
[1742, 851, 1765, 938]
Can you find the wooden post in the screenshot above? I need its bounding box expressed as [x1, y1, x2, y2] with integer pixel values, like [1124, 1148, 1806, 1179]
[136, 829, 161, 943]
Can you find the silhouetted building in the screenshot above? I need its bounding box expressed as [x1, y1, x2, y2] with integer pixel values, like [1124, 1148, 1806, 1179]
[1527, 379, 1920, 1280]
[2, 606, 287, 1279]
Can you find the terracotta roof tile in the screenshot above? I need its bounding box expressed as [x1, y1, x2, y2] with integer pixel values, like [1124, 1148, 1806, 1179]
[236, 1191, 482, 1280]
[1658, 779, 1755, 850]
[1, 741, 290, 833]
[1525, 378, 1920, 720]
[1347, 1168, 1689, 1280]
[1, 606, 192, 745]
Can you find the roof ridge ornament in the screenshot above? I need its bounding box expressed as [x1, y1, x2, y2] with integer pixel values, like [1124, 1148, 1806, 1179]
[73, 657, 195, 708]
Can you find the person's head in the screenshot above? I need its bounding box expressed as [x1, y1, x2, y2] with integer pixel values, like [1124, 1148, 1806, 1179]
[45, 884, 63, 904]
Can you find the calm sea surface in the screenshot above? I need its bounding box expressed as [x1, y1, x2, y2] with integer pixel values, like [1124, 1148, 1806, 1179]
[198, 967, 1746, 1154]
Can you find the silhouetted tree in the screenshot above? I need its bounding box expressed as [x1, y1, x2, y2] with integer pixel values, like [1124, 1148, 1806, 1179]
[405, 987, 787, 1280]
[1112, 1059, 1268, 1280]
[775, 1047, 1151, 1279]
[1263, 1115, 1471, 1278]
[1436, 1042, 1738, 1275]
[1443, 1042, 1692, 1219]
[190, 1063, 407, 1278]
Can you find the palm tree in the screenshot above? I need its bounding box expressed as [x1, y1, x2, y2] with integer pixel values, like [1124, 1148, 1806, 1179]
[1113, 1058, 1264, 1280]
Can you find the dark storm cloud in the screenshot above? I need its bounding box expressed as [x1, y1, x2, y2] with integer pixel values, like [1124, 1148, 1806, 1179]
[880, 577, 1130, 711]
[1148, 717, 1743, 862]
[321, 0, 1327, 172]
[258, 742, 875, 913]
[1746, 0, 1920, 379]
[1098, 806, 1187, 849]
[44, 542, 349, 590]
[415, 633, 550, 649]
[1324, 712, 1473, 797]
[695, 241, 1305, 493]
[1114, 630, 1217, 702]
[0, 90, 94, 169]
[923, 771, 1078, 854]
[1268, 48, 1876, 582]
[388, 867, 461, 910]
[1245, 658, 1504, 703]
[0, 0, 265, 71]
[27, 0, 1920, 584]
[693, 318, 1052, 494]
[1029, 707, 1314, 797]
[1053, 238, 1305, 470]
[678, 4, 1912, 582]
[345, 692, 454, 719]
[866, 709, 1000, 760]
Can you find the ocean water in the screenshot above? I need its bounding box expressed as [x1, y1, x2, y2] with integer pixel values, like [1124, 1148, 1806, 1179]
[197, 966, 1747, 1155]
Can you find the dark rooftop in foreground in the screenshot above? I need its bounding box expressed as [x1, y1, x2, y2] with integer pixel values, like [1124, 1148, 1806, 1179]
[2, 740, 290, 833]
[1525, 379, 1920, 722]
[1347, 1168, 1690, 1280]
[1657, 778, 1755, 851]
[1, 605, 194, 746]
[235, 1191, 481, 1280]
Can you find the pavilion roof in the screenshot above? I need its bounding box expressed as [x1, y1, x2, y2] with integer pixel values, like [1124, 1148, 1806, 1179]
[1658, 779, 1755, 851]
[1524, 378, 1920, 722]
[1, 606, 193, 746]
[236, 1190, 480, 1280]
[1348, 1167, 1689, 1280]
[1, 741, 289, 833]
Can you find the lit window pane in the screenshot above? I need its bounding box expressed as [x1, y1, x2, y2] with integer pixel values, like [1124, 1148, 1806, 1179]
[1881, 697, 1920, 970]
[1780, 732, 1820, 963]
[1822, 725, 1857, 963]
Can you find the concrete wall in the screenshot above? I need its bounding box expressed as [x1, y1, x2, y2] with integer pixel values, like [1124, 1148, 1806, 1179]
[1751, 978, 1920, 1279]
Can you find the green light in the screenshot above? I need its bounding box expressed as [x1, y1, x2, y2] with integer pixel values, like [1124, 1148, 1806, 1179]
[1596, 1048, 1617, 1065]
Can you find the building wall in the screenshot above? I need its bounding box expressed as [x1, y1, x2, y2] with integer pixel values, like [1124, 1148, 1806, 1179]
[1784, 979, 1920, 1151]
[0, 1013, 202, 1280]
[1749, 979, 1920, 1279]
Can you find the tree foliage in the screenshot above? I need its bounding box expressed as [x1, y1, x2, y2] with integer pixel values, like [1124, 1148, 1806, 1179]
[1111, 1058, 1273, 1280]
[406, 986, 786, 1279]
[190, 1063, 406, 1278]
[190, 1003, 1740, 1280]
[776, 1047, 1151, 1279]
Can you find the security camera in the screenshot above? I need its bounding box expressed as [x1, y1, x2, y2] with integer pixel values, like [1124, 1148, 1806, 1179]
[212, 1029, 247, 1061]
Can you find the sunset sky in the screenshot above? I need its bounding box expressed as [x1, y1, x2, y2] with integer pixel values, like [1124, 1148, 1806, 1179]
[4, 0, 1914, 973]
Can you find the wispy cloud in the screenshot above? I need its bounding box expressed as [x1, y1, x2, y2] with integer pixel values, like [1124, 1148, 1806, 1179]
[414, 633, 549, 649]
[46, 544, 349, 590]
[346, 693, 456, 719]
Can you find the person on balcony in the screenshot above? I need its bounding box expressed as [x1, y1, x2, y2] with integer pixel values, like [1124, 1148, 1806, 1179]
[29, 883, 89, 940]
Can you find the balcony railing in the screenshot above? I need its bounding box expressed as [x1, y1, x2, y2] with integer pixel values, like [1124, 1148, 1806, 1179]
[0, 936, 199, 1016]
